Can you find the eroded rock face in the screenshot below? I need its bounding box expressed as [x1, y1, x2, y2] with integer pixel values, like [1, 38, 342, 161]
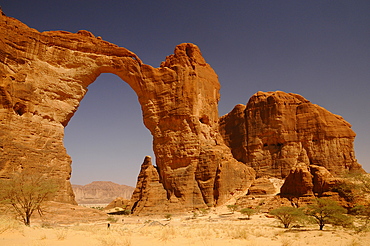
[220, 91, 364, 179]
[280, 163, 314, 197]
[280, 164, 342, 203]
[247, 178, 280, 196]
[0, 12, 254, 212]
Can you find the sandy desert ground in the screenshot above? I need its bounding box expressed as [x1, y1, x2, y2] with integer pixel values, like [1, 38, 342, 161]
[0, 202, 369, 246]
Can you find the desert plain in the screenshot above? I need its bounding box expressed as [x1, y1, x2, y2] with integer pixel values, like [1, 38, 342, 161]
[1, 201, 369, 246]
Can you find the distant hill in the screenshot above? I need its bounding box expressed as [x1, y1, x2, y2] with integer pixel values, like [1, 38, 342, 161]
[72, 181, 135, 204]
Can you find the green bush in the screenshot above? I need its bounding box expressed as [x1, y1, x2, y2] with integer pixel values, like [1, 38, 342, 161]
[239, 208, 256, 219]
[226, 205, 239, 214]
[199, 208, 209, 215]
[107, 216, 118, 223]
[164, 214, 172, 220]
[123, 209, 131, 215]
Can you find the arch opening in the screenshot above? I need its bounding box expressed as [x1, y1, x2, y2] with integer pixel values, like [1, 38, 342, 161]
[64, 73, 154, 187]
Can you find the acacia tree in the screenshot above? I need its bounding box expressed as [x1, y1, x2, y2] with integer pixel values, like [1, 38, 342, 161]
[0, 170, 58, 226]
[305, 198, 351, 230]
[239, 208, 256, 220]
[269, 206, 306, 228]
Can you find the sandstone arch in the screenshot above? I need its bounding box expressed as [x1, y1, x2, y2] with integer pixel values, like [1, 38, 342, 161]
[2, 12, 365, 214]
[0, 12, 255, 212]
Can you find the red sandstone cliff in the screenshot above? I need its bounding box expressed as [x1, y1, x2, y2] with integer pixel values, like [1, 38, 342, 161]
[0, 12, 365, 214]
[220, 91, 364, 179]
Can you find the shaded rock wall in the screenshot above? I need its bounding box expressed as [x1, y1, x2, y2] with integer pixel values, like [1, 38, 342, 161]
[0, 12, 254, 212]
[220, 91, 364, 179]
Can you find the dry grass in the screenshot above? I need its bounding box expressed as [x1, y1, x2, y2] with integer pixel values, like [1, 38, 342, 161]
[55, 228, 68, 240]
[0, 213, 369, 246]
[0, 215, 22, 234]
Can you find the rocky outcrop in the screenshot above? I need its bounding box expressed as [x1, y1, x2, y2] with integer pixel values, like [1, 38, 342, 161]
[247, 178, 280, 196]
[220, 91, 364, 179]
[105, 197, 130, 210]
[280, 164, 340, 197]
[0, 12, 255, 212]
[128, 156, 168, 214]
[280, 163, 315, 197]
[72, 181, 134, 204]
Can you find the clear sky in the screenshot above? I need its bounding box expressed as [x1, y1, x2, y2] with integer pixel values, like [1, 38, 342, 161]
[2, 1, 369, 186]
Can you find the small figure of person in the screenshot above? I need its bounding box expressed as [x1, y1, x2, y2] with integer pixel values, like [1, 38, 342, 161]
[107, 223, 110, 229]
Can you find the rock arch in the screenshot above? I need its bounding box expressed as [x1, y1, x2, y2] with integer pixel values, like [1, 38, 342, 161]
[0, 12, 255, 212]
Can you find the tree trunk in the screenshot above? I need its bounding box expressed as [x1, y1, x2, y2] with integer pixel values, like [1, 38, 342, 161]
[319, 223, 324, 230]
[25, 215, 31, 226]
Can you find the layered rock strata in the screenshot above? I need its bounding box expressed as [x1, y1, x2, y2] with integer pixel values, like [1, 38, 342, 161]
[220, 91, 364, 179]
[0, 12, 254, 212]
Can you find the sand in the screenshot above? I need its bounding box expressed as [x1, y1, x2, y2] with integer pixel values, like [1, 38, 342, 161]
[1, 210, 369, 246]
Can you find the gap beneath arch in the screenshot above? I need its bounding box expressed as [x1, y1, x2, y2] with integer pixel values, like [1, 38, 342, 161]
[64, 73, 154, 187]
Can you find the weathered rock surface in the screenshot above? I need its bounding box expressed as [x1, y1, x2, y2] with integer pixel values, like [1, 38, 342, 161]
[0, 12, 365, 213]
[72, 181, 134, 204]
[280, 163, 315, 197]
[247, 178, 280, 196]
[128, 156, 168, 214]
[0, 12, 255, 212]
[280, 164, 340, 197]
[220, 91, 364, 178]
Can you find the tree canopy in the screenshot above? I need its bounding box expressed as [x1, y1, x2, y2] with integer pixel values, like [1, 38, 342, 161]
[305, 198, 351, 230]
[269, 206, 306, 228]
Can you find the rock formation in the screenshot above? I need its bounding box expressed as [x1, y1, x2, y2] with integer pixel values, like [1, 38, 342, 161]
[105, 197, 130, 211]
[220, 91, 364, 179]
[0, 12, 365, 213]
[0, 11, 255, 212]
[280, 163, 315, 197]
[247, 178, 280, 196]
[72, 181, 134, 205]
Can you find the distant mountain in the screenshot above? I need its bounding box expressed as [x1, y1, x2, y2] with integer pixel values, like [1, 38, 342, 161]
[72, 181, 135, 204]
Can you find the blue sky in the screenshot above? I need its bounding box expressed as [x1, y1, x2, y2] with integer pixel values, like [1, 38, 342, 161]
[3, 1, 369, 186]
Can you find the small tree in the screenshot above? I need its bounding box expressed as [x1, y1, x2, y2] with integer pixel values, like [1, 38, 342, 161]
[269, 206, 306, 228]
[239, 208, 256, 220]
[226, 204, 239, 214]
[305, 198, 351, 230]
[0, 170, 58, 226]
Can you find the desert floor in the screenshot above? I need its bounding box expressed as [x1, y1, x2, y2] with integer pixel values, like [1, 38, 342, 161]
[0, 203, 369, 246]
